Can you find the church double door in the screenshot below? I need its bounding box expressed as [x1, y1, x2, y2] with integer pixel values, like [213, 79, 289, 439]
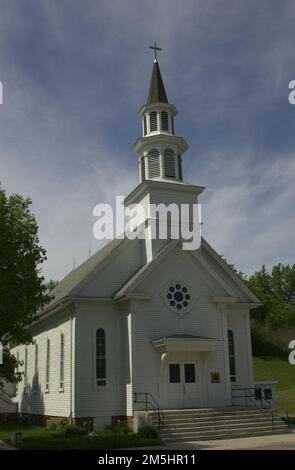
[166, 361, 199, 408]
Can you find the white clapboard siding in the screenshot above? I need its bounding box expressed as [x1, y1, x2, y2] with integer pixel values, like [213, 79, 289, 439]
[74, 301, 123, 421]
[227, 309, 254, 389]
[7, 235, 254, 427]
[11, 308, 74, 418]
[126, 244, 253, 411]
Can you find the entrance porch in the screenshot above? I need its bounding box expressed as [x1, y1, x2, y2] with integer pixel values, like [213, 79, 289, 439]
[151, 335, 224, 409]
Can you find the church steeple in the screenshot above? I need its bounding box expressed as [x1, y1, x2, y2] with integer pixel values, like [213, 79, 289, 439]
[126, 48, 205, 262]
[147, 61, 168, 104]
[132, 49, 188, 184]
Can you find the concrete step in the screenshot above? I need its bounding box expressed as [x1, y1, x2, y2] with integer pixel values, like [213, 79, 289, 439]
[159, 426, 288, 441]
[160, 428, 291, 443]
[151, 413, 276, 422]
[151, 414, 281, 425]
[149, 407, 291, 442]
[154, 418, 285, 430]
[160, 421, 288, 434]
[150, 408, 275, 418]
[151, 407, 270, 414]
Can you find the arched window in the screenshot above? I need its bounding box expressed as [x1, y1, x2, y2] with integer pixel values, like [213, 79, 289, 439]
[164, 149, 176, 178]
[149, 111, 158, 132]
[33, 343, 38, 394]
[228, 330, 236, 382]
[161, 111, 169, 131]
[60, 333, 65, 390]
[16, 351, 19, 394]
[24, 347, 28, 395]
[143, 115, 147, 136]
[46, 338, 50, 392]
[96, 329, 106, 386]
[148, 149, 160, 179]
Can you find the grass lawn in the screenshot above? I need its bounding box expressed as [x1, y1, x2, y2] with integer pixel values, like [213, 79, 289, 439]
[253, 356, 295, 417]
[0, 423, 161, 450]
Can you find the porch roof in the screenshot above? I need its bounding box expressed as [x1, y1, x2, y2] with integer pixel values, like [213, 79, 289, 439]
[151, 334, 221, 353]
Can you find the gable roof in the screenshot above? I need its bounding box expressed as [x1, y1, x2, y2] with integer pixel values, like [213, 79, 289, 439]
[114, 240, 179, 300]
[45, 235, 260, 315]
[200, 238, 260, 304]
[47, 238, 123, 309]
[114, 237, 260, 306]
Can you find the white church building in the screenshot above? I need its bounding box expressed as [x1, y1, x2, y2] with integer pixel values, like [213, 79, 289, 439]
[3, 55, 286, 438]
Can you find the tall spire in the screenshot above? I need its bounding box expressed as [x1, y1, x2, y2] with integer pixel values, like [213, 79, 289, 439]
[132, 48, 188, 186]
[147, 61, 168, 104]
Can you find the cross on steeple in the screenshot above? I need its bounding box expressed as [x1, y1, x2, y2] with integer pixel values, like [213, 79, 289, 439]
[149, 42, 162, 62]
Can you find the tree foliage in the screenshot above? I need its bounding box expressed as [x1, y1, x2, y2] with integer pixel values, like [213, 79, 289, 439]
[45, 279, 59, 293]
[0, 187, 50, 385]
[247, 264, 295, 329]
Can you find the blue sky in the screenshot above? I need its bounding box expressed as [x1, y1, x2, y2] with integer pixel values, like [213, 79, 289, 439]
[0, 0, 295, 281]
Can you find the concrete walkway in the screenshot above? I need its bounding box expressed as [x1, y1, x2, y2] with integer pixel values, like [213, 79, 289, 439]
[0, 440, 15, 450]
[165, 432, 295, 450]
[125, 431, 295, 451]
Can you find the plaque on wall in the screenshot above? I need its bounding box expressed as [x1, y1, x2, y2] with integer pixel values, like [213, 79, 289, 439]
[211, 372, 221, 383]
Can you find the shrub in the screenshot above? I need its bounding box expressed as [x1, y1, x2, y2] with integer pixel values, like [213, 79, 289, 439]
[251, 322, 291, 357]
[55, 421, 88, 436]
[16, 414, 29, 425]
[104, 423, 132, 435]
[137, 425, 158, 439]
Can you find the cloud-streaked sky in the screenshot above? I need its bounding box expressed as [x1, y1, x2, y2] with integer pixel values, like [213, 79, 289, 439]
[0, 0, 295, 281]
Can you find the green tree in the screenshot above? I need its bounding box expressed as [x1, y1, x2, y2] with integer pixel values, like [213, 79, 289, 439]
[45, 279, 59, 293]
[247, 263, 295, 329]
[0, 187, 50, 386]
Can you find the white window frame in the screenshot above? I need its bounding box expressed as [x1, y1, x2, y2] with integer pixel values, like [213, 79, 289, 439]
[45, 338, 50, 393]
[15, 351, 19, 395]
[24, 347, 28, 395]
[93, 328, 107, 389]
[33, 342, 38, 394]
[228, 329, 237, 383]
[59, 332, 65, 392]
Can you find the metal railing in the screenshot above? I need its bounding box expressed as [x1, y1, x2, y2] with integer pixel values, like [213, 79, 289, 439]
[134, 392, 165, 430]
[231, 387, 275, 431]
[0, 387, 15, 406]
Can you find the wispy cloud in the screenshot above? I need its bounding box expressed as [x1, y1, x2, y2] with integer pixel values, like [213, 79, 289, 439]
[201, 152, 295, 274]
[0, 0, 295, 280]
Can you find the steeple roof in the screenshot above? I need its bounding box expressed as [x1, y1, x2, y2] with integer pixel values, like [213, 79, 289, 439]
[147, 61, 168, 104]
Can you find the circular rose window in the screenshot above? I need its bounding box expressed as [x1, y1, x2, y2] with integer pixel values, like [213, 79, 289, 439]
[166, 283, 191, 312]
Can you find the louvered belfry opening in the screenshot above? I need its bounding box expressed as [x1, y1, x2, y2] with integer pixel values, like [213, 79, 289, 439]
[134, 59, 188, 185]
[149, 111, 158, 132]
[140, 157, 146, 181]
[178, 155, 183, 180]
[171, 116, 175, 135]
[148, 149, 161, 178]
[143, 115, 147, 136]
[164, 148, 176, 178]
[161, 110, 169, 131]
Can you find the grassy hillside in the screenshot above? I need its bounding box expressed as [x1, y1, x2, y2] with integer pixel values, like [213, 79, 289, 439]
[253, 356, 295, 416]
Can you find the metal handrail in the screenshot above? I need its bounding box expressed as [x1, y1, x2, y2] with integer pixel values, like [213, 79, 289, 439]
[232, 387, 273, 407]
[134, 392, 165, 430]
[231, 386, 275, 431]
[0, 389, 15, 406]
[285, 410, 290, 428]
